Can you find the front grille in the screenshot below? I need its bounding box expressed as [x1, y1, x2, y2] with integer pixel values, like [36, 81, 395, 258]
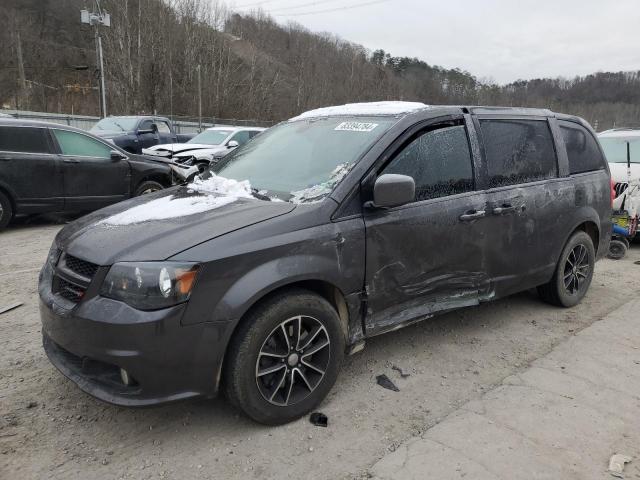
[54, 277, 87, 303]
[614, 182, 629, 198]
[63, 254, 99, 280]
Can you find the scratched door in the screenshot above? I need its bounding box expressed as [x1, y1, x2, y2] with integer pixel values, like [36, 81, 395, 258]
[363, 123, 489, 335]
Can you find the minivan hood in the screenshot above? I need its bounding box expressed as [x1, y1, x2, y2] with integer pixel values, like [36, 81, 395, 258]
[55, 187, 295, 265]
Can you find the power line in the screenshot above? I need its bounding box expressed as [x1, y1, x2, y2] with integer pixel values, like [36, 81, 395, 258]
[268, 0, 342, 13]
[234, 0, 280, 8]
[274, 0, 391, 17]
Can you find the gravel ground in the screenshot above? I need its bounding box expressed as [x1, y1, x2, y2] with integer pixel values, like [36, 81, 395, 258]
[1, 217, 640, 480]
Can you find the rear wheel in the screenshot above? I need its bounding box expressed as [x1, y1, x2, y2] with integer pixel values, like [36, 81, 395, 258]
[538, 231, 595, 307]
[224, 289, 345, 425]
[607, 238, 628, 260]
[0, 190, 13, 229]
[134, 180, 163, 196]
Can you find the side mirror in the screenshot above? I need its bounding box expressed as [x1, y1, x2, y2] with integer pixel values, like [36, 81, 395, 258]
[370, 174, 415, 208]
[227, 140, 239, 149]
[151, 123, 158, 133]
[110, 150, 126, 161]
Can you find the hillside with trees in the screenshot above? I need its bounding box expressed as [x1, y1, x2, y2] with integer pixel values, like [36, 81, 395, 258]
[1, 0, 639, 130]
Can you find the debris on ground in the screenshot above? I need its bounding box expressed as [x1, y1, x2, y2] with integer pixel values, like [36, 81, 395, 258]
[309, 412, 328, 427]
[26, 401, 38, 409]
[0, 302, 23, 315]
[608, 453, 632, 477]
[376, 374, 400, 392]
[391, 365, 410, 378]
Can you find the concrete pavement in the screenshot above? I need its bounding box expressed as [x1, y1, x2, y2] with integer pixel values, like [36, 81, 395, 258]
[370, 299, 640, 480]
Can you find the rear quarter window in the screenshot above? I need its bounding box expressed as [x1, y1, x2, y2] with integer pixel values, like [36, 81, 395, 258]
[479, 119, 557, 188]
[0, 126, 51, 154]
[559, 121, 605, 174]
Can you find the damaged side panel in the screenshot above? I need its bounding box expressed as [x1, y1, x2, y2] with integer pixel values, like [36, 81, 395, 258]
[363, 191, 490, 335]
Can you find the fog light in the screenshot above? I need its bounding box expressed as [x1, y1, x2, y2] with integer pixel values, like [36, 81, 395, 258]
[120, 368, 132, 386]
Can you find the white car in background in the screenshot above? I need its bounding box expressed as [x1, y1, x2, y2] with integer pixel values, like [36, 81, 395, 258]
[599, 128, 640, 194]
[599, 129, 640, 239]
[143, 126, 265, 172]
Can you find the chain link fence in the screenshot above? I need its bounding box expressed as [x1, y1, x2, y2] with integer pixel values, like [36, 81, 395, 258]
[0, 110, 277, 133]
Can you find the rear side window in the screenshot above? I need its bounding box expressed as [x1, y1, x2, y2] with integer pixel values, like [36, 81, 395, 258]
[52, 129, 112, 158]
[479, 119, 557, 187]
[157, 121, 171, 134]
[559, 121, 604, 174]
[230, 131, 252, 146]
[383, 125, 474, 202]
[0, 126, 51, 154]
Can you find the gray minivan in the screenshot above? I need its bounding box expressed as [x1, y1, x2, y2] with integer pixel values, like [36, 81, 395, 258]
[39, 102, 612, 424]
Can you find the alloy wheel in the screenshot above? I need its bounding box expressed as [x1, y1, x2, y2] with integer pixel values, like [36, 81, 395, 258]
[255, 315, 331, 406]
[563, 244, 590, 295]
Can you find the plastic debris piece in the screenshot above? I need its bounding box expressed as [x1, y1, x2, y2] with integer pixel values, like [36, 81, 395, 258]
[608, 454, 632, 477]
[376, 374, 400, 392]
[0, 302, 23, 315]
[392, 365, 410, 378]
[309, 412, 328, 427]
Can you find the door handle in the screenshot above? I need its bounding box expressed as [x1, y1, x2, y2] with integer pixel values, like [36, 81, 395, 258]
[492, 204, 517, 215]
[0, 157, 10, 161]
[62, 158, 79, 163]
[459, 210, 486, 221]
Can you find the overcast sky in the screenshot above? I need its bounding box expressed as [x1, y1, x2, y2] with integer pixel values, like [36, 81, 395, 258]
[229, 0, 640, 84]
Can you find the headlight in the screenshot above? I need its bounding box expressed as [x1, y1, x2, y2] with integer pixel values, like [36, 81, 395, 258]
[47, 242, 61, 266]
[100, 262, 200, 310]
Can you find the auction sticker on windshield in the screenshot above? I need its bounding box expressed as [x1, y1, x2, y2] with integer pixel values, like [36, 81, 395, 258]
[334, 122, 379, 132]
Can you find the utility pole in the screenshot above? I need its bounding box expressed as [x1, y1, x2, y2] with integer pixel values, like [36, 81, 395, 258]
[197, 64, 202, 132]
[81, 1, 110, 118]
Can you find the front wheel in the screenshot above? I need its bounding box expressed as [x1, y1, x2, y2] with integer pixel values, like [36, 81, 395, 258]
[134, 180, 164, 196]
[223, 289, 345, 425]
[537, 231, 595, 307]
[0, 190, 13, 229]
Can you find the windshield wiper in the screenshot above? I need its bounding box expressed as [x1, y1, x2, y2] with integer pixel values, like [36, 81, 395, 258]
[251, 188, 272, 201]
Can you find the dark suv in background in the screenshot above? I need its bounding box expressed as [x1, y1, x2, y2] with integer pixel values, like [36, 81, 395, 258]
[90, 116, 194, 154]
[39, 103, 611, 424]
[0, 119, 175, 228]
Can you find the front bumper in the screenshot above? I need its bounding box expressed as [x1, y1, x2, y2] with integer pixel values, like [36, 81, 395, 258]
[39, 261, 226, 407]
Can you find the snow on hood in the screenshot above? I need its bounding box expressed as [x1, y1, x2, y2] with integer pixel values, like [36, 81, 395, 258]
[289, 101, 428, 121]
[290, 163, 351, 204]
[98, 175, 253, 226]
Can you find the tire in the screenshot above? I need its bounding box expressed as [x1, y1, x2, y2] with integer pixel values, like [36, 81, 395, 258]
[223, 289, 345, 425]
[196, 161, 210, 174]
[0, 190, 13, 229]
[537, 231, 595, 307]
[134, 180, 164, 196]
[607, 238, 628, 260]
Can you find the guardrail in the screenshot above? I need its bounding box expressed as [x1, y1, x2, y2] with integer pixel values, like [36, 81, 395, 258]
[0, 110, 276, 133]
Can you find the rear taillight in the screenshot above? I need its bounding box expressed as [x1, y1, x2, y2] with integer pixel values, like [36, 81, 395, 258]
[610, 179, 616, 207]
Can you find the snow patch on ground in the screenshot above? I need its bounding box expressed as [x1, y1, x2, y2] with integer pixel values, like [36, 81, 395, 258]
[289, 101, 428, 121]
[290, 163, 351, 204]
[98, 175, 253, 226]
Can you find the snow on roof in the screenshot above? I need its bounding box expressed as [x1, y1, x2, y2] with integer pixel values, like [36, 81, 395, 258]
[599, 129, 640, 138]
[289, 101, 429, 121]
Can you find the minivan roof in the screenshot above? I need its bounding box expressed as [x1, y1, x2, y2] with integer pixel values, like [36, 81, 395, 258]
[289, 102, 560, 122]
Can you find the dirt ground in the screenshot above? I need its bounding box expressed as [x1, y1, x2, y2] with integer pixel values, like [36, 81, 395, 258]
[1, 215, 640, 480]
